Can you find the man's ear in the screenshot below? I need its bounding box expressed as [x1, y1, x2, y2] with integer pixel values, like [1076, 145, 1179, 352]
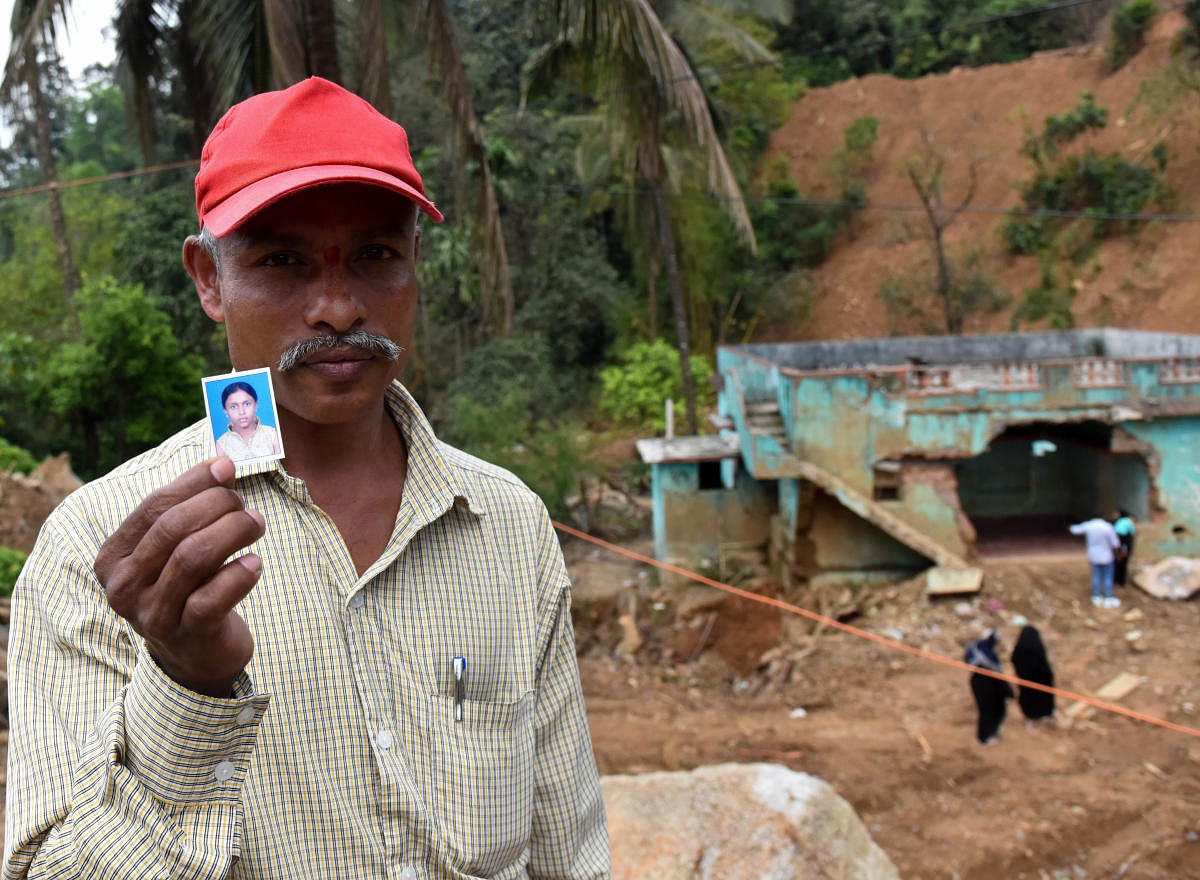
[183, 235, 225, 322]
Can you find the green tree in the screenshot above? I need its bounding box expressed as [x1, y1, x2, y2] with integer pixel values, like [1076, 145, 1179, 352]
[1108, 0, 1157, 72]
[37, 276, 204, 476]
[598, 339, 713, 432]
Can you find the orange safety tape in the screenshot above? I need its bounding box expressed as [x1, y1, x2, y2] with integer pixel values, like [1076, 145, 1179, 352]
[553, 520, 1200, 740]
[0, 159, 200, 200]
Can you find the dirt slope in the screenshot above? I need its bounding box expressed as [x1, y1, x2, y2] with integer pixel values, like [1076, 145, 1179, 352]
[766, 8, 1200, 342]
[570, 550, 1200, 879]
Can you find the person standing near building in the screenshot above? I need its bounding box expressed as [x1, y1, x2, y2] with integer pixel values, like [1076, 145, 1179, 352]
[965, 629, 1014, 745]
[4, 77, 609, 879]
[1070, 514, 1121, 608]
[1113, 509, 1136, 589]
[1010, 624, 1055, 721]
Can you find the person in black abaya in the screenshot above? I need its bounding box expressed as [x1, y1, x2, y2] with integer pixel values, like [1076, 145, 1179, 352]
[965, 629, 1013, 745]
[1010, 624, 1055, 721]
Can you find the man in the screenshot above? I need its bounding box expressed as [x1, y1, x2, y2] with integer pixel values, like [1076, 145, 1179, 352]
[4, 77, 609, 880]
[1069, 514, 1121, 609]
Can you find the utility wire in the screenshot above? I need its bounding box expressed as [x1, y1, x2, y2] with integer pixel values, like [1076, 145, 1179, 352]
[2, 162, 1194, 227]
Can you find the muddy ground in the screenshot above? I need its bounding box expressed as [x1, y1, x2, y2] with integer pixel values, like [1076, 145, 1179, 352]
[1, 534, 1197, 878]
[566, 541, 1200, 880]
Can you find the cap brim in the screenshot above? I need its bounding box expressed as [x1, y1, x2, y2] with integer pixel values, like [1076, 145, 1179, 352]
[204, 164, 444, 236]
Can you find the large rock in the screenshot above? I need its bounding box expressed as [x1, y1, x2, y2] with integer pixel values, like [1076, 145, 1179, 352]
[1133, 556, 1200, 600]
[603, 763, 899, 880]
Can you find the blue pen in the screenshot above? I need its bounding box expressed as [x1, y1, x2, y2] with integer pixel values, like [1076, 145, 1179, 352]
[452, 656, 466, 722]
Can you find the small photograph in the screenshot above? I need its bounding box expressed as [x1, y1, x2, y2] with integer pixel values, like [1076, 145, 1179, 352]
[202, 368, 285, 467]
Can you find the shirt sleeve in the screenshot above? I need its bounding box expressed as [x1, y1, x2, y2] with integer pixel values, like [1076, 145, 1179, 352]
[525, 504, 610, 880]
[3, 508, 270, 880]
[1069, 523, 1085, 535]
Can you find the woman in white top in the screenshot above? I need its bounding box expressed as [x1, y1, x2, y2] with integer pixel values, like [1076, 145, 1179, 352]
[216, 381, 281, 462]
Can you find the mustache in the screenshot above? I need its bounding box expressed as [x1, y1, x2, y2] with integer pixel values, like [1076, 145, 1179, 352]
[277, 330, 406, 372]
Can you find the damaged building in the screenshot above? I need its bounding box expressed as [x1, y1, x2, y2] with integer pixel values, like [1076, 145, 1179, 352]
[636, 329, 1200, 590]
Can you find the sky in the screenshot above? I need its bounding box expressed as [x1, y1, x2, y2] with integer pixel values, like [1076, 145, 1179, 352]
[0, 0, 119, 81]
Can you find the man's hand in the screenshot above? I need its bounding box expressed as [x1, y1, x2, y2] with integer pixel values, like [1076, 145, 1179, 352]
[94, 457, 266, 697]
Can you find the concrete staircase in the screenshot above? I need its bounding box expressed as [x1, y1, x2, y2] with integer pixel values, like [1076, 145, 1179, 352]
[744, 401, 788, 446]
[734, 401, 970, 569]
[790, 458, 971, 570]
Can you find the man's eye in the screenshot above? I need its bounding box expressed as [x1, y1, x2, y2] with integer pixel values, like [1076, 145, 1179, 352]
[359, 245, 396, 261]
[261, 252, 299, 267]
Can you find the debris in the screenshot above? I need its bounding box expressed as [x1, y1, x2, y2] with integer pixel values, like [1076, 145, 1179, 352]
[1122, 608, 1143, 622]
[1124, 630, 1142, 642]
[615, 613, 643, 658]
[1143, 762, 1168, 780]
[985, 598, 1005, 614]
[954, 601, 974, 618]
[789, 707, 808, 719]
[1010, 614, 1028, 626]
[1133, 557, 1200, 600]
[926, 566, 983, 595]
[1095, 672, 1143, 701]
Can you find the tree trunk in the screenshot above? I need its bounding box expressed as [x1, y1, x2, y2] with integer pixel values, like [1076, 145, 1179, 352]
[27, 47, 78, 306]
[653, 186, 698, 435]
[933, 226, 959, 334]
[304, 0, 342, 81]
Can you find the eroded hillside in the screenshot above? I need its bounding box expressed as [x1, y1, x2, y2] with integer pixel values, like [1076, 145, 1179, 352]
[766, 8, 1200, 342]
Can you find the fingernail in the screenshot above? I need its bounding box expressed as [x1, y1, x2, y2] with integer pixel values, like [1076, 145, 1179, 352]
[238, 554, 262, 575]
[210, 457, 234, 482]
[247, 510, 265, 529]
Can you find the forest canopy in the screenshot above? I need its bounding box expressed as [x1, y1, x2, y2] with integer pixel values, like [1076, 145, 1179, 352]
[0, 0, 1111, 509]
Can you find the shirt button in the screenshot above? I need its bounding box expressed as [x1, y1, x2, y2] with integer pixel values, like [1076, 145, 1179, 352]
[376, 729, 394, 750]
[399, 867, 417, 880]
[349, 592, 365, 609]
[214, 760, 235, 783]
[235, 705, 256, 726]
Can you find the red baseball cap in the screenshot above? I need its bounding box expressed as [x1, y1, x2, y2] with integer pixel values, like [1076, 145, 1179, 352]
[195, 76, 443, 236]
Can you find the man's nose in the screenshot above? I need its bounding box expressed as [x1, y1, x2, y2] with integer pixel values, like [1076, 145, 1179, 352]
[304, 266, 365, 332]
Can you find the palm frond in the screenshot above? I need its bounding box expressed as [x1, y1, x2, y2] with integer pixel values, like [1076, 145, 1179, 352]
[411, 0, 514, 334]
[189, 0, 264, 111]
[546, 0, 757, 252]
[114, 0, 166, 161]
[349, 0, 391, 114]
[262, 0, 309, 87]
[3, 0, 74, 98]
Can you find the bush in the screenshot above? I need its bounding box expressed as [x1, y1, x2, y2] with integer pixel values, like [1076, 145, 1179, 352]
[0, 437, 38, 475]
[1108, 0, 1158, 71]
[0, 546, 27, 597]
[598, 339, 714, 432]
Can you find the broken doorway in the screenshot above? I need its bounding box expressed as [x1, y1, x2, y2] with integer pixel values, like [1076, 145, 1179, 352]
[955, 421, 1150, 559]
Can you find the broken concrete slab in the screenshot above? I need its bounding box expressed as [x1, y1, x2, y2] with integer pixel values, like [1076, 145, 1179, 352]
[1133, 556, 1200, 600]
[1095, 672, 1144, 701]
[925, 566, 983, 595]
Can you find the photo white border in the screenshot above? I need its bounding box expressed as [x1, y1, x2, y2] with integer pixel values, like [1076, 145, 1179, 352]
[201, 367, 286, 468]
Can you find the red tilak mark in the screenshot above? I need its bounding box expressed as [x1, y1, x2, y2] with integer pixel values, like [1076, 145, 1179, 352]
[323, 246, 341, 265]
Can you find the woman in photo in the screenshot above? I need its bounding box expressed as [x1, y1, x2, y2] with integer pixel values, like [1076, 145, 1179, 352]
[216, 380, 281, 462]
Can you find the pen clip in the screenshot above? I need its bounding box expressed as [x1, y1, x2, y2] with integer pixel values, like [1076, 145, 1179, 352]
[452, 656, 466, 722]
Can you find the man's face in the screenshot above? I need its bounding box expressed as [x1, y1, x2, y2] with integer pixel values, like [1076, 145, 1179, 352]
[189, 183, 420, 429]
[223, 389, 257, 430]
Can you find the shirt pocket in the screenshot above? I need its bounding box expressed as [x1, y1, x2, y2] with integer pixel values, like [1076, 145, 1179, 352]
[410, 690, 536, 877]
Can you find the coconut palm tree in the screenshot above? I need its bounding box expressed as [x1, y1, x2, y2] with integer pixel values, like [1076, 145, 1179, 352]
[4, 0, 516, 334]
[528, 0, 780, 433]
[2, 3, 79, 308]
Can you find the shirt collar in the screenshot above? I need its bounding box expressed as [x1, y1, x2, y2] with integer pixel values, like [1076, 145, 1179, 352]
[384, 381, 487, 519]
[233, 381, 487, 517]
